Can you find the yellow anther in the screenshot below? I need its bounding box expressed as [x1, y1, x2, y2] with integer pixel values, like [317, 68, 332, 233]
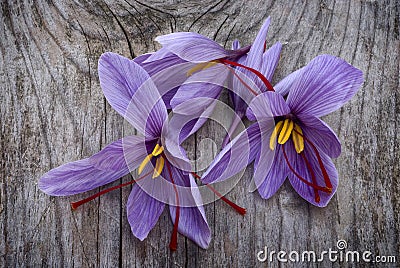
[203, 61, 218, 69]
[138, 154, 152, 175]
[152, 156, 165, 178]
[139, 144, 165, 176]
[187, 62, 208, 76]
[186, 61, 218, 76]
[278, 119, 294, 145]
[292, 124, 304, 154]
[152, 144, 164, 156]
[269, 121, 284, 150]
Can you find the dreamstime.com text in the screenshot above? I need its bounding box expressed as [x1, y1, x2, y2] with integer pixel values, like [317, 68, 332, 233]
[257, 240, 396, 264]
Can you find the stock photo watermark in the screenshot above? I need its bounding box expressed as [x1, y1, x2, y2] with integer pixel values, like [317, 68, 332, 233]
[257, 240, 397, 264]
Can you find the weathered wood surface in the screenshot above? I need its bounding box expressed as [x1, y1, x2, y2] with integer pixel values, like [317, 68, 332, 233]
[1, 0, 399, 267]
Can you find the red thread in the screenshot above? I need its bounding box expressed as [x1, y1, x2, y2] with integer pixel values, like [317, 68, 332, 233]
[219, 58, 275, 92]
[71, 170, 153, 210]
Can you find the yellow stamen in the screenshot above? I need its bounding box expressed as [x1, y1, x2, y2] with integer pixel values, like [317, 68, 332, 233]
[138, 154, 152, 175]
[139, 144, 165, 176]
[292, 124, 304, 154]
[186, 61, 218, 76]
[152, 156, 165, 178]
[269, 121, 284, 150]
[152, 144, 164, 156]
[278, 119, 294, 144]
[203, 61, 218, 69]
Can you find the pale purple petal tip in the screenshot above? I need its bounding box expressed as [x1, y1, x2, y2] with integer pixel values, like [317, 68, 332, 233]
[287, 54, 364, 117]
[261, 42, 282, 81]
[38, 158, 129, 196]
[246, 17, 271, 70]
[127, 184, 166, 240]
[155, 32, 230, 62]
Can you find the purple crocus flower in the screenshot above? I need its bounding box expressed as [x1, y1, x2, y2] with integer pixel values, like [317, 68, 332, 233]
[38, 52, 211, 249]
[152, 18, 281, 134]
[202, 55, 364, 207]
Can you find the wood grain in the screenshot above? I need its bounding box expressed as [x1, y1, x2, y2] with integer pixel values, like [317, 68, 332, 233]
[1, 0, 399, 267]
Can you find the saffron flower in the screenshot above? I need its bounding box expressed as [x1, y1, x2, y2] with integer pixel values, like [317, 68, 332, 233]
[39, 52, 212, 249]
[202, 55, 363, 207]
[152, 18, 281, 131]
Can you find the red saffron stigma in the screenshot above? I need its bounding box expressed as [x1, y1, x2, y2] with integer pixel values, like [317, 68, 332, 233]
[300, 152, 320, 203]
[225, 65, 259, 96]
[219, 58, 275, 92]
[71, 170, 152, 210]
[191, 172, 246, 215]
[281, 144, 331, 193]
[293, 128, 333, 191]
[165, 159, 180, 251]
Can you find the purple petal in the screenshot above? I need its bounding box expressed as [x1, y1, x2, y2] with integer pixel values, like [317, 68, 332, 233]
[298, 115, 341, 158]
[286, 55, 364, 117]
[250, 124, 278, 192]
[39, 136, 151, 196]
[245, 17, 271, 71]
[155, 32, 231, 62]
[160, 87, 178, 109]
[135, 53, 187, 109]
[149, 62, 196, 109]
[231, 39, 240, 50]
[255, 144, 290, 199]
[177, 117, 209, 143]
[229, 66, 263, 116]
[162, 104, 217, 172]
[126, 183, 165, 240]
[89, 136, 149, 171]
[99, 52, 168, 138]
[171, 89, 221, 116]
[229, 52, 250, 117]
[136, 51, 186, 76]
[98, 52, 148, 121]
[275, 68, 303, 96]
[126, 73, 168, 139]
[132, 53, 152, 65]
[288, 145, 338, 207]
[143, 47, 175, 62]
[169, 205, 211, 249]
[170, 63, 229, 112]
[163, 138, 192, 173]
[230, 18, 271, 95]
[167, 167, 211, 248]
[202, 121, 273, 184]
[221, 113, 245, 148]
[38, 159, 129, 196]
[165, 109, 215, 144]
[261, 42, 282, 81]
[246, 92, 289, 121]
